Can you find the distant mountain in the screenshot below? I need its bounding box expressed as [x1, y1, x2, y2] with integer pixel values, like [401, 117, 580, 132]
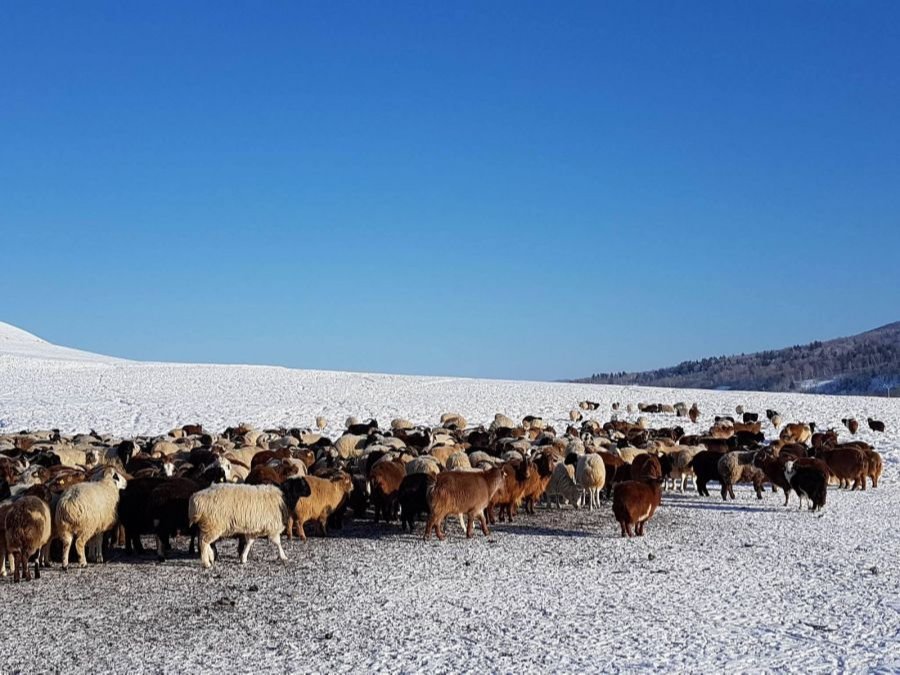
[573, 322, 900, 396]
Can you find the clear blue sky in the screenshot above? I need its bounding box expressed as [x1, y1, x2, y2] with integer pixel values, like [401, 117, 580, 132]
[2, 2, 898, 380]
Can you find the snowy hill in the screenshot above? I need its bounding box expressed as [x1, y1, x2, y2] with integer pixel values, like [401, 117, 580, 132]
[1, 320, 899, 671]
[576, 321, 900, 395]
[0, 321, 125, 363]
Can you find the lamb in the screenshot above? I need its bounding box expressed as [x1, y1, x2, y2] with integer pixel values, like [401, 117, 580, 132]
[544, 462, 583, 508]
[55, 466, 128, 569]
[424, 467, 504, 540]
[717, 450, 766, 500]
[188, 480, 310, 568]
[575, 454, 606, 510]
[783, 460, 827, 511]
[289, 473, 353, 541]
[3, 487, 53, 581]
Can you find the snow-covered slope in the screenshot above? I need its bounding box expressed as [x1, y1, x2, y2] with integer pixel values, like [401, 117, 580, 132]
[0, 321, 124, 363]
[1, 322, 898, 672]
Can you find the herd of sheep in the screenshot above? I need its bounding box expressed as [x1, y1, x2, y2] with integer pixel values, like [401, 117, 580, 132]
[0, 401, 887, 581]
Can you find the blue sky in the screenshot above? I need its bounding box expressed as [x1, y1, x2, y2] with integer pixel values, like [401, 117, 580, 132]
[1, 2, 898, 380]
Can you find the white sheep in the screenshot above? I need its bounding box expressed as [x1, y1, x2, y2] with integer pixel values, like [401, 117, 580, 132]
[445, 452, 472, 471]
[188, 483, 290, 568]
[391, 418, 414, 431]
[440, 412, 466, 430]
[575, 454, 606, 510]
[55, 467, 128, 569]
[491, 413, 516, 430]
[544, 462, 583, 508]
[405, 456, 441, 477]
[466, 451, 497, 468]
[334, 434, 367, 459]
[669, 445, 704, 492]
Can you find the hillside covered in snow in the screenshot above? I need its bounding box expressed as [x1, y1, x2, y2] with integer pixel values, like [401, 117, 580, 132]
[0, 321, 898, 672]
[575, 321, 900, 396]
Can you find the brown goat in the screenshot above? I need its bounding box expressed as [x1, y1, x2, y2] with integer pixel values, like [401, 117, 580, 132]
[424, 467, 504, 540]
[488, 459, 530, 523]
[520, 452, 556, 514]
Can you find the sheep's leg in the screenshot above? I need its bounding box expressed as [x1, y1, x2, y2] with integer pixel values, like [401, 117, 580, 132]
[624, 522, 633, 538]
[156, 535, 166, 562]
[60, 534, 73, 570]
[199, 537, 214, 568]
[458, 514, 466, 531]
[240, 538, 254, 564]
[465, 514, 474, 538]
[32, 554, 40, 580]
[435, 519, 446, 541]
[271, 534, 287, 562]
[13, 551, 22, 582]
[423, 516, 435, 541]
[478, 510, 490, 536]
[298, 521, 307, 542]
[74, 537, 88, 568]
[783, 488, 790, 507]
[286, 517, 293, 541]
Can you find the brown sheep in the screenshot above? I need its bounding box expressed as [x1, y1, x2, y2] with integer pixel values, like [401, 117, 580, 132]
[842, 418, 859, 435]
[780, 423, 812, 445]
[369, 459, 406, 523]
[4, 488, 53, 582]
[424, 467, 504, 541]
[612, 471, 663, 537]
[289, 473, 353, 541]
[814, 446, 867, 490]
[688, 404, 700, 424]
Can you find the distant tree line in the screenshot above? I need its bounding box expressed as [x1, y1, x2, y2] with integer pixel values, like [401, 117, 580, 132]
[574, 322, 900, 396]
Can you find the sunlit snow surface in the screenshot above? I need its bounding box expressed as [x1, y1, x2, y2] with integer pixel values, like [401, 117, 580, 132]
[0, 323, 898, 672]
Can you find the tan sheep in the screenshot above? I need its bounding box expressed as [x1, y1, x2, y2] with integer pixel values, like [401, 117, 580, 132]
[289, 473, 353, 541]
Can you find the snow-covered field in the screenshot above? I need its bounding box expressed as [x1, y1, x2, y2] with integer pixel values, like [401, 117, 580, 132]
[1, 322, 899, 672]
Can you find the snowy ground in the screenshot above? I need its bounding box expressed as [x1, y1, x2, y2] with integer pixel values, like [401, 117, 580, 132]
[1, 323, 899, 672]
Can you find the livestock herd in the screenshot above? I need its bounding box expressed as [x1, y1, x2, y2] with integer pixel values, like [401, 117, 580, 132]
[0, 402, 887, 581]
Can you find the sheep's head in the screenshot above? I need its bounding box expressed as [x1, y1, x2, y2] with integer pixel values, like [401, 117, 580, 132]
[783, 460, 796, 481]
